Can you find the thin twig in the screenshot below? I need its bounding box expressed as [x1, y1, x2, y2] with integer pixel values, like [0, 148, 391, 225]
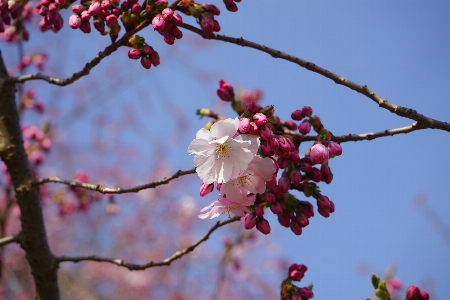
[0, 234, 20, 247]
[34, 168, 196, 194]
[56, 216, 240, 270]
[7, 20, 151, 86]
[181, 24, 450, 133]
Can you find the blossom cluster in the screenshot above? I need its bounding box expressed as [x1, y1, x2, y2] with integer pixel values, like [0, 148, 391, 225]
[280, 263, 314, 300]
[189, 80, 343, 236]
[151, 7, 183, 45]
[68, 0, 121, 35]
[0, 0, 33, 42]
[127, 35, 160, 69]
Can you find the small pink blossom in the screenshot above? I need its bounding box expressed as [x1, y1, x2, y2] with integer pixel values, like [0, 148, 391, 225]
[327, 141, 342, 156]
[198, 194, 255, 219]
[152, 14, 165, 31]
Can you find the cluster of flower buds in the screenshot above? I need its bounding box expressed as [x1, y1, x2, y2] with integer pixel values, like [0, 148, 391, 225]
[22, 124, 52, 168]
[69, 0, 121, 37]
[1, 0, 33, 42]
[20, 89, 44, 114]
[405, 286, 429, 300]
[16, 53, 47, 71]
[127, 35, 160, 69]
[38, 0, 64, 32]
[223, 0, 240, 12]
[151, 7, 183, 45]
[280, 263, 314, 300]
[177, 1, 221, 36]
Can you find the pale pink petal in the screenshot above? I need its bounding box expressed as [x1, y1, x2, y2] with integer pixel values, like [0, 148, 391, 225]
[195, 128, 213, 141]
[210, 118, 238, 138]
[248, 156, 276, 181]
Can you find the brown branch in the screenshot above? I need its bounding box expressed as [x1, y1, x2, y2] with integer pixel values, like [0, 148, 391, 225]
[6, 20, 151, 87]
[181, 24, 450, 133]
[56, 216, 240, 270]
[0, 234, 20, 247]
[34, 168, 196, 194]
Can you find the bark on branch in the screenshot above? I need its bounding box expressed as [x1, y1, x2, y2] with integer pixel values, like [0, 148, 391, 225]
[56, 216, 240, 270]
[0, 51, 60, 299]
[181, 24, 450, 133]
[35, 168, 196, 194]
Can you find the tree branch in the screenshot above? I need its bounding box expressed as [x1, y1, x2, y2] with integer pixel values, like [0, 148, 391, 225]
[56, 216, 240, 270]
[6, 20, 151, 87]
[34, 168, 196, 194]
[0, 234, 20, 247]
[181, 24, 450, 133]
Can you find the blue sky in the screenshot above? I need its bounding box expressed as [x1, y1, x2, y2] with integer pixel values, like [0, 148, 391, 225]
[3, 1, 450, 299]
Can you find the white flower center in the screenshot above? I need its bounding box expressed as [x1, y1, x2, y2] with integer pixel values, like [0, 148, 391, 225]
[216, 142, 231, 159]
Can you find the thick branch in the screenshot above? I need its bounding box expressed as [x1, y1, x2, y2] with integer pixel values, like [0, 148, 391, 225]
[181, 24, 450, 132]
[0, 51, 59, 299]
[6, 20, 151, 87]
[0, 234, 20, 247]
[56, 216, 240, 270]
[35, 168, 196, 194]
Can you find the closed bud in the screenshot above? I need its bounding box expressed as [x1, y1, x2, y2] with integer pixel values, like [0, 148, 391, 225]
[248, 122, 258, 135]
[199, 182, 214, 197]
[88, 1, 101, 16]
[69, 14, 81, 29]
[213, 20, 220, 32]
[238, 118, 250, 133]
[162, 7, 173, 20]
[420, 291, 430, 300]
[289, 152, 301, 163]
[256, 217, 271, 234]
[143, 44, 153, 56]
[327, 141, 342, 156]
[217, 80, 234, 101]
[253, 113, 268, 126]
[290, 169, 302, 186]
[308, 167, 322, 182]
[264, 191, 276, 204]
[254, 206, 264, 217]
[283, 121, 298, 130]
[277, 158, 288, 169]
[270, 201, 283, 215]
[244, 213, 256, 230]
[246, 101, 260, 115]
[310, 143, 329, 165]
[72, 4, 84, 13]
[406, 286, 422, 300]
[131, 3, 142, 14]
[299, 120, 311, 135]
[105, 14, 117, 27]
[291, 109, 304, 121]
[260, 140, 275, 156]
[150, 51, 160, 66]
[140, 56, 152, 69]
[277, 212, 291, 227]
[269, 137, 279, 152]
[163, 32, 175, 45]
[128, 49, 141, 59]
[152, 14, 165, 31]
[172, 12, 183, 26]
[258, 125, 273, 141]
[301, 106, 313, 117]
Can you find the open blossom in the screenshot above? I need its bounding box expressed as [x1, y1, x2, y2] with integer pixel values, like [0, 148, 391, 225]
[188, 118, 259, 184]
[198, 194, 255, 219]
[219, 156, 276, 200]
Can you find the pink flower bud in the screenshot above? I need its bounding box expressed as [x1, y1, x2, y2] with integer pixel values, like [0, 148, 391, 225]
[41, 0, 51, 6]
[48, 3, 58, 11]
[202, 4, 220, 15]
[308, 167, 321, 182]
[258, 125, 273, 141]
[301, 106, 313, 117]
[248, 122, 258, 135]
[277, 157, 288, 169]
[256, 217, 271, 234]
[291, 109, 303, 121]
[260, 140, 274, 156]
[101, 0, 111, 9]
[154, 0, 167, 6]
[225, 1, 238, 12]
[105, 14, 117, 26]
[278, 212, 291, 227]
[264, 191, 276, 204]
[246, 101, 260, 115]
[244, 213, 256, 230]
[163, 32, 175, 45]
[162, 8, 173, 20]
[46, 9, 59, 23]
[213, 20, 220, 32]
[327, 141, 342, 156]
[200, 12, 214, 35]
[93, 18, 105, 33]
[289, 152, 300, 163]
[290, 169, 302, 186]
[131, 3, 142, 14]
[406, 286, 422, 300]
[217, 80, 234, 101]
[253, 113, 268, 126]
[310, 143, 329, 165]
[270, 201, 283, 215]
[299, 162, 312, 173]
[39, 6, 48, 16]
[128, 49, 141, 59]
[299, 120, 311, 135]
[52, 15, 63, 32]
[81, 10, 90, 21]
[238, 118, 250, 133]
[199, 182, 214, 197]
[172, 12, 183, 26]
[88, 1, 101, 16]
[150, 51, 160, 66]
[72, 4, 85, 13]
[278, 176, 290, 193]
[69, 14, 81, 29]
[140, 56, 152, 69]
[290, 220, 302, 235]
[152, 14, 165, 31]
[420, 291, 429, 300]
[41, 138, 52, 152]
[143, 44, 153, 56]
[55, 0, 66, 6]
[254, 206, 264, 217]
